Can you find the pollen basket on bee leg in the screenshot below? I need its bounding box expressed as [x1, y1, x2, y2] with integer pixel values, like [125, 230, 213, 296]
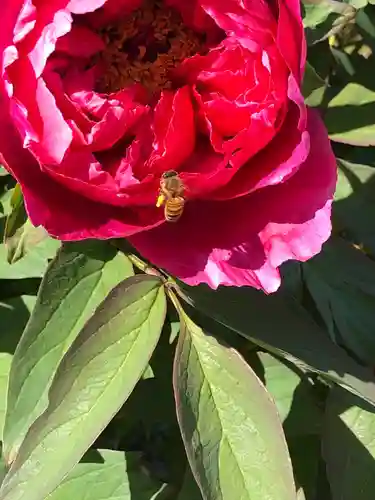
[156, 194, 166, 207]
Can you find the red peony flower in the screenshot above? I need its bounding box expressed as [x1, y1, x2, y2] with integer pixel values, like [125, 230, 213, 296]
[0, 0, 336, 292]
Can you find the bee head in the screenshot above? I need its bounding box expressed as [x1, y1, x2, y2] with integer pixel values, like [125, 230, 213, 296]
[161, 170, 178, 179]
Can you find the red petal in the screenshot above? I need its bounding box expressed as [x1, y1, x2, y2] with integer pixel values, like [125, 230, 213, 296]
[55, 25, 105, 58]
[129, 109, 336, 292]
[84, 0, 142, 28]
[276, 0, 306, 82]
[164, 0, 220, 36]
[147, 86, 195, 174]
[0, 87, 163, 239]
[200, 0, 276, 49]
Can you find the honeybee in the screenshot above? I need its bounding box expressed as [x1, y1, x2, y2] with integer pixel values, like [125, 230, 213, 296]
[156, 170, 185, 222]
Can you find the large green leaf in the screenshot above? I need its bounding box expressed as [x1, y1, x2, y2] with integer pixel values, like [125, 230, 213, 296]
[323, 387, 375, 500]
[303, 238, 375, 364]
[174, 312, 296, 500]
[324, 83, 375, 146]
[3, 240, 134, 464]
[176, 282, 375, 406]
[46, 449, 161, 500]
[0, 274, 166, 500]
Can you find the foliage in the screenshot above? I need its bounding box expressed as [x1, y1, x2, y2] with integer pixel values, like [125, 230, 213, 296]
[1, 1, 375, 499]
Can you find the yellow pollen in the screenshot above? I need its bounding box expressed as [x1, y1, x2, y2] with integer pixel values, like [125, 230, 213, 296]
[96, 0, 206, 94]
[328, 35, 337, 47]
[156, 193, 166, 207]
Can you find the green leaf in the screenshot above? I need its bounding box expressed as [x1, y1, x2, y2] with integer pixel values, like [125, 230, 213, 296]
[356, 9, 375, 37]
[173, 312, 296, 500]
[259, 353, 322, 436]
[0, 190, 13, 223]
[302, 0, 355, 44]
[3, 240, 134, 464]
[334, 158, 375, 254]
[303, 237, 375, 364]
[0, 353, 11, 441]
[0, 296, 36, 439]
[0, 274, 166, 500]
[325, 83, 375, 146]
[288, 435, 322, 500]
[5, 221, 50, 265]
[280, 262, 304, 302]
[302, 62, 327, 107]
[0, 236, 60, 280]
[257, 353, 324, 498]
[169, 321, 180, 344]
[176, 283, 375, 406]
[323, 387, 375, 500]
[0, 166, 9, 178]
[177, 467, 202, 500]
[99, 320, 187, 490]
[258, 354, 325, 499]
[334, 158, 375, 202]
[46, 449, 161, 500]
[3, 185, 27, 247]
[303, 0, 335, 29]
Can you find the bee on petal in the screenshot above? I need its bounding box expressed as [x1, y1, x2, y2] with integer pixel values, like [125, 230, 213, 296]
[156, 170, 185, 222]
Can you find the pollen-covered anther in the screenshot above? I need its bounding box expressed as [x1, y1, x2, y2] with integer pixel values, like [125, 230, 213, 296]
[96, 0, 206, 94]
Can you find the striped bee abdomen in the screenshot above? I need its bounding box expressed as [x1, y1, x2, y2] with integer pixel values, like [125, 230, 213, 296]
[164, 196, 185, 222]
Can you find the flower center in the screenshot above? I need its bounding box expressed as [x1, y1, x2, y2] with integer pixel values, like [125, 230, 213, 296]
[96, 0, 206, 94]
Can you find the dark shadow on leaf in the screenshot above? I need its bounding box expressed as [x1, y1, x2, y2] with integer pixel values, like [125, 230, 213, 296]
[0, 278, 41, 300]
[323, 388, 375, 500]
[0, 296, 33, 354]
[333, 164, 375, 254]
[283, 375, 324, 438]
[281, 369, 328, 499]
[325, 102, 375, 136]
[79, 448, 105, 464]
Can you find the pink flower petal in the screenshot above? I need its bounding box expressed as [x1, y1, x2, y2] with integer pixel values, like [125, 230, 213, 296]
[148, 86, 195, 174]
[129, 109, 336, 293]
[0, 87, 163, 239]
[7, 58, 73, 164]
[67, 0, 107, 14]
[200, 0, 276, 50]
[208, 75, 306, 200]
[26, 7, 73, 79]
[13, 0, 37, 43]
